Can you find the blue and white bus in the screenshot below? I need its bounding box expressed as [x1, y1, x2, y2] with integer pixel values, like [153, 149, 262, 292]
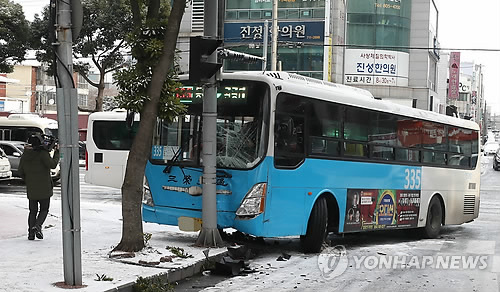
[143, 71, 480, 252]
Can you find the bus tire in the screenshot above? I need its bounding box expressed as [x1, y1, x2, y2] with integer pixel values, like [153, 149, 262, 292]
[421, 196, 443, 238]
[300, 197, 328, 253]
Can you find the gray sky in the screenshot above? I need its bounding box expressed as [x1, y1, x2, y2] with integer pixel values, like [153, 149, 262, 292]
[13, 0, 500, 113]
[14, 0, 46, 21]
[438, 0, 500, 114]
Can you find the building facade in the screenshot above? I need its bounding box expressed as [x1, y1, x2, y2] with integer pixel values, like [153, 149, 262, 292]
[345, 0, 443, 113]
[1, 64, 37, 113]
[1, 58, 90, 116]
[178, 0, 458, 115]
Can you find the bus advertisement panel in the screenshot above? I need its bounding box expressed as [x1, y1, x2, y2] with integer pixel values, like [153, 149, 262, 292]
[344, 188, 421, 232]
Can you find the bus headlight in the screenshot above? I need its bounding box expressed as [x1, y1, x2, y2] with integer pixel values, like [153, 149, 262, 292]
[142, 177, 155, 207]
[236, 183, 267, 217]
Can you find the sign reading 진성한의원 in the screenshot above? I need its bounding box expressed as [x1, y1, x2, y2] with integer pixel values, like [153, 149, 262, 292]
[344, 49, 409, 87]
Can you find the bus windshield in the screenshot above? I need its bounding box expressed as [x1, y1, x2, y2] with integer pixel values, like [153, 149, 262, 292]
[151, 80, 269, 169]
[46, 128, 58, 138]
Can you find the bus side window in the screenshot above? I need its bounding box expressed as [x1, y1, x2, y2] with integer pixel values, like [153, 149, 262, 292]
[344, 142, 367, 157]
[274, 114, 304, 167]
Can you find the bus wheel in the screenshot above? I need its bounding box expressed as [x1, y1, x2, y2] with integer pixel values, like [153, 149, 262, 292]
[421, 196, 443, 238]
[300, 197, 328, 253]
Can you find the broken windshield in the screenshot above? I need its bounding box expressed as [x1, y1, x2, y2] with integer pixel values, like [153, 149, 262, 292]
[151, 80, 269, 170]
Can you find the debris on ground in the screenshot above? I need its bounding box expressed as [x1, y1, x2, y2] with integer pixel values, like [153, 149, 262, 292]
[276, 253, 291, 261]
[210, 244, 257, 276]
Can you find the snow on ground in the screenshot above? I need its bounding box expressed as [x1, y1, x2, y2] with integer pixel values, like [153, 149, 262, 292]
[0, 194, 226, 292]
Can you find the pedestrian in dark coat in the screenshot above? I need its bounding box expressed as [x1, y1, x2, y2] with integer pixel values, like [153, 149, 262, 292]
[18, 134, 60, 240]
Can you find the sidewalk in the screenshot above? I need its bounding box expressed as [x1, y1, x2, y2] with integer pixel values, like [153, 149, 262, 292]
[0, 195, 228, 292]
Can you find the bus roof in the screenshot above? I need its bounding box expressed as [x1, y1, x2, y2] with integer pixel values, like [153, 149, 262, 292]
[88, 110, 140, 121]
[210, 71, 479, 131]
[0, 114, 58, 129]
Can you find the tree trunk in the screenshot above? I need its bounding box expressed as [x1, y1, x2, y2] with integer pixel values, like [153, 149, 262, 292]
[113, 0, 186, 252]
[95, 71, 105, 111]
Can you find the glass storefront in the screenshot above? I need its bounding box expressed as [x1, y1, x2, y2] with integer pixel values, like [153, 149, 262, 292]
[225, 0, 326, 21]
[224, 0, 326, 78]
[347, 0, 411, 52]
[224, 45, 324, 78]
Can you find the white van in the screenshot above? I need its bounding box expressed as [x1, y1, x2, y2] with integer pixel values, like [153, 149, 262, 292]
[0, 148, 12, 181]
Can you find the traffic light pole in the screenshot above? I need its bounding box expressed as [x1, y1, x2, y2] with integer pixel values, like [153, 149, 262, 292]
[196, 0, 223, 247]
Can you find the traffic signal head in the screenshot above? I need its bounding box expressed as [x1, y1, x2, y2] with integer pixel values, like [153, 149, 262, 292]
[189, 36, 223, 84]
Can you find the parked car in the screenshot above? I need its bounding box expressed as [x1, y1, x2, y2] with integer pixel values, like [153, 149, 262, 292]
[0, 140, 26, 177]
[0, 140, 60, 181]
[494, 149, 500, 171]
[484, 142, 500, 155]
[78, 141, 86, 160]
[0, 147, 12, 181]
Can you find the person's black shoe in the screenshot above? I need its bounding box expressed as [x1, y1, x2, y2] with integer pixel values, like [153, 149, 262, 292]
[33, 226, 43, 240]
[28, 233, 35, 240]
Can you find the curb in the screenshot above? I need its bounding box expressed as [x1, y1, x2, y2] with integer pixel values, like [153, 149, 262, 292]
[103, 250, 228, 292]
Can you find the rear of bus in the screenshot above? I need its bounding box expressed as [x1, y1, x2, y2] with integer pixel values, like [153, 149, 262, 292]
[0, 115, 60, 180]
[85, 111, 139, 188]
[143, 76, 272, 233]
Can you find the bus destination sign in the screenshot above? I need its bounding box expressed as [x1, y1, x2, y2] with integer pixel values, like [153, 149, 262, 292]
[176, 86, 248, 103]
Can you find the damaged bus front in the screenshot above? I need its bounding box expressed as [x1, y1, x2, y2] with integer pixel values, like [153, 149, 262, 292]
[143, 78, 271, 233]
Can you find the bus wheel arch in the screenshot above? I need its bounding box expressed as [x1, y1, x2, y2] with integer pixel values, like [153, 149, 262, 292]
[421, 194, 445, 238]
[301, 195, 329, 253]
[323, 193, 340, 234]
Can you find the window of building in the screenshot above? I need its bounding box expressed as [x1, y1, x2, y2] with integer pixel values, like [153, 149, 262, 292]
[224, 45, 324, 76]
[77, 74, 88, 89]
[458, 93, 469, 101]
[238, 10, 250, 19]
[347, 0, 411, 52]
[250, 10, 261, 19]
[226, 10, 237, 20]
[78, 94, 88, 107]
[286, 9, 300, 19]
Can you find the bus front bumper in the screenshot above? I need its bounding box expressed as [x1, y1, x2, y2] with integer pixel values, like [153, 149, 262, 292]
[142, 204, 235, 229]
[143, 205, 285, 238]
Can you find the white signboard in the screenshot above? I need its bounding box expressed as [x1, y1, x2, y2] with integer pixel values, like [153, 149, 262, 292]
[459, 74, 472, 93]
[344, 49, 409, 87]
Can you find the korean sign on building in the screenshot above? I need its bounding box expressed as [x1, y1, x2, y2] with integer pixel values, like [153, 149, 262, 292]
[224, 21, 324, 43]
[344, 49, 409, 87]
[448, 52, 461, 100]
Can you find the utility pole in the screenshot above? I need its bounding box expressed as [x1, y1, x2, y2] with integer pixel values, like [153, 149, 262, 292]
[262, 20, 269, 71]
[271, 0, 278, 71]
[55, 0, 83, 286]
[196, 0, 223, 247]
